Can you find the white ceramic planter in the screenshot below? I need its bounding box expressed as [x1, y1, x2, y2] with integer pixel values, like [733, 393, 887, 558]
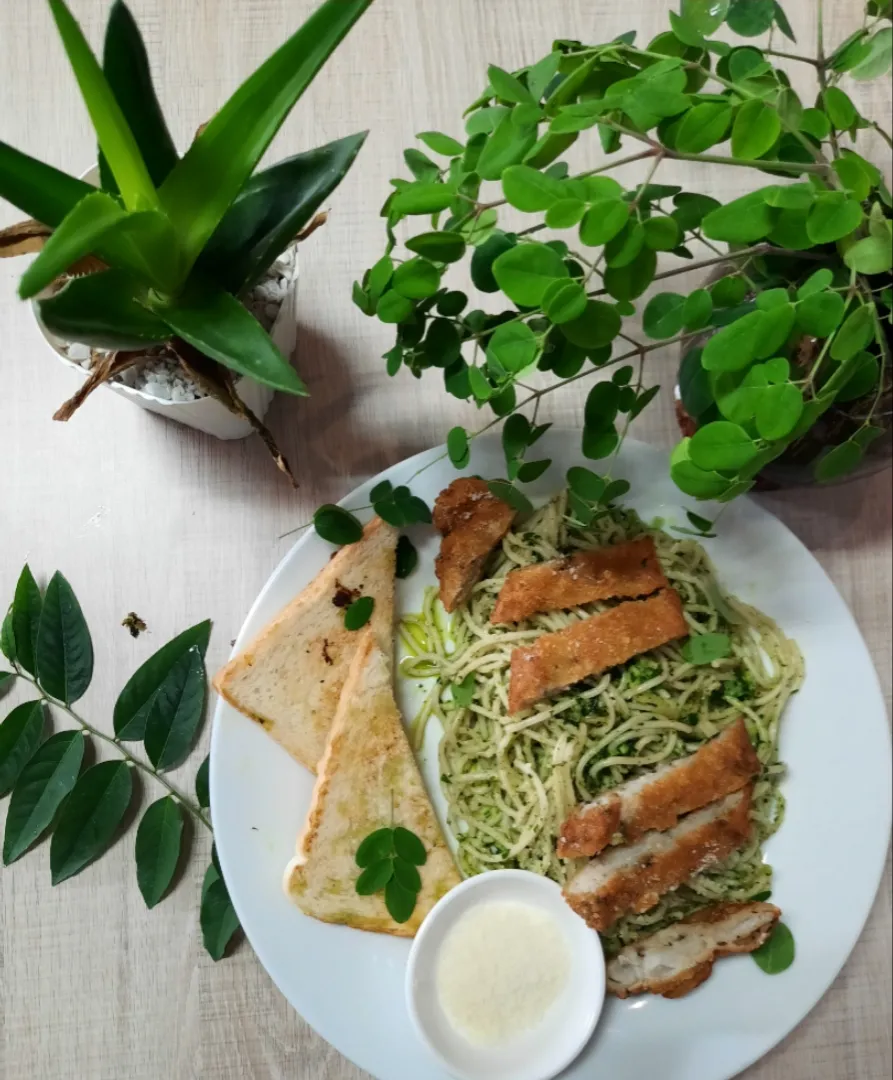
[34, 282, 296, 440]
[30, 165, 298, 441]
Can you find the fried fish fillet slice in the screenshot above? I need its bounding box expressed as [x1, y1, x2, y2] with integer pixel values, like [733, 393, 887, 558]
[283, 632, 461, 936]
[491, 537, 668, 624]
[508, 588, 688, 714]
[557, 718, 760, 858]
[213, 517, 396, 773]
[562, 786, 753, 932]
[433, 478, 516, 613]
[606, 901, 782, 999]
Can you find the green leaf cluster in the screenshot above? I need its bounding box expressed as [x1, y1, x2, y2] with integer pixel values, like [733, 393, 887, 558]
[355, 0, 890, 508]
[1, 0, 371, 401]
[355, 825, 427, 923]
[0, 565, 233, 960]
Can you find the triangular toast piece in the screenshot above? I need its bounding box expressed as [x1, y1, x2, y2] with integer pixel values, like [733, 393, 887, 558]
[214, 518, 397, 772]
[283, 632, 460, 936]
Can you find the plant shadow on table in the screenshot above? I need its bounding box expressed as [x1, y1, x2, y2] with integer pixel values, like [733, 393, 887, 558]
[146, 325, 429, 504]
[756, 469, 892, 552]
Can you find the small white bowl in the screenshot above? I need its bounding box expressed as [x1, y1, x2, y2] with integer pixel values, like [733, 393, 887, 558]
[406, 870, 605, 1080]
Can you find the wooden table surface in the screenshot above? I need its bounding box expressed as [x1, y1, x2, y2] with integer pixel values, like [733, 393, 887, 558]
[1, 1, 890, 1077]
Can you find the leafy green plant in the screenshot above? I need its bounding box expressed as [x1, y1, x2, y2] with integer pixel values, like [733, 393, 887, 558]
[355, 0, 891, 519]
[0, 0, 372, 483]
[0, 565, 238, 961]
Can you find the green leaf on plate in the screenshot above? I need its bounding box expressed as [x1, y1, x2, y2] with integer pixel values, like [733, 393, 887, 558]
[447, 426, 471, 468]
[682, 632, 732, 665]
[201, 870, 241, 960]
[356, 827, 395, 868]
[2, 730, 84, 865]
[567, 466, 606, 502]
[313, 505, 364, 546]
[50, 759, 133, 884]
[385, 877, 417, 923]
[487, 480, 533, 514]
[36, 572, 93, 705]
[452, 672, 476, 707]
[11, 565, 42, 678]
[751, 921, 795, 974]
[144, 645, 206, 772]
[393, 857, 422, 893]
[0, 701, 45, 797]
[356, 858, 395, 894]
[114, 620, 211, 741]
[344, 596, 375, 631]
[135, 795, 184, 909]
[195, 754, 211, 809]
[395, 536, 419, 580]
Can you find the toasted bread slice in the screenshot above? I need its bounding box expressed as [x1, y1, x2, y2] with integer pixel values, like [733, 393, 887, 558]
[283, 632, 460, 936]
[563, 786, 753, 932]
[492, 537, 668, 624]
[607, 901, 781, 999]
[213, 518, 397, 772]
[433, 478, 516, 613]
[558, 719, 760, 858]
[508, 588, 689, 714]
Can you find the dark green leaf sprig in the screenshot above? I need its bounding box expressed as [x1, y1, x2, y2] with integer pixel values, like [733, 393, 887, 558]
[352, 0, 891, 507]
[0, 565, 238, 961]
[355, 825, 428, 924]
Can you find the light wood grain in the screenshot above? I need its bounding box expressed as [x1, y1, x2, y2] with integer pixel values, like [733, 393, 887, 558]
[0, 2, 890, 1078]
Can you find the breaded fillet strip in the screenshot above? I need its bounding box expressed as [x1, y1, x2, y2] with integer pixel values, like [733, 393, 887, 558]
[563, 786, 753, 932]
[607, 901, 781, 999]
[491, 537, 668, 624]
[558, 719, 760, 858]
[433, 478, 516, 613]
[508, 588, 688, 713]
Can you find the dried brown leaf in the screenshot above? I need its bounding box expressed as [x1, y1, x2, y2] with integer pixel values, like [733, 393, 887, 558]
[0, 219, 51, 258]
[170, 339, 298, 487]
[294, 211, 328, 244]
[53, 351, 145, 422]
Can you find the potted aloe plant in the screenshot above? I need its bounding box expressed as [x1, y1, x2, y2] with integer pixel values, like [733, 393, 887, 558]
[0, 0, 373, 483]
[354, 0, 892, 521]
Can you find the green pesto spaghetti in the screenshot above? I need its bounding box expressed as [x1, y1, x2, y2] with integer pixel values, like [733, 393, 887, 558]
[399, 493, 805, 953]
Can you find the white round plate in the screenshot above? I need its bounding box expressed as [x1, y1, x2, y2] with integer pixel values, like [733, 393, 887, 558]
[211, 433, 891, 1080]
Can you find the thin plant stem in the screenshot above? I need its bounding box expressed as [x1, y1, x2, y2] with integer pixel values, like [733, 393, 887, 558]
[764, 49, 821, 67]
[15, 668, 213, 831]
